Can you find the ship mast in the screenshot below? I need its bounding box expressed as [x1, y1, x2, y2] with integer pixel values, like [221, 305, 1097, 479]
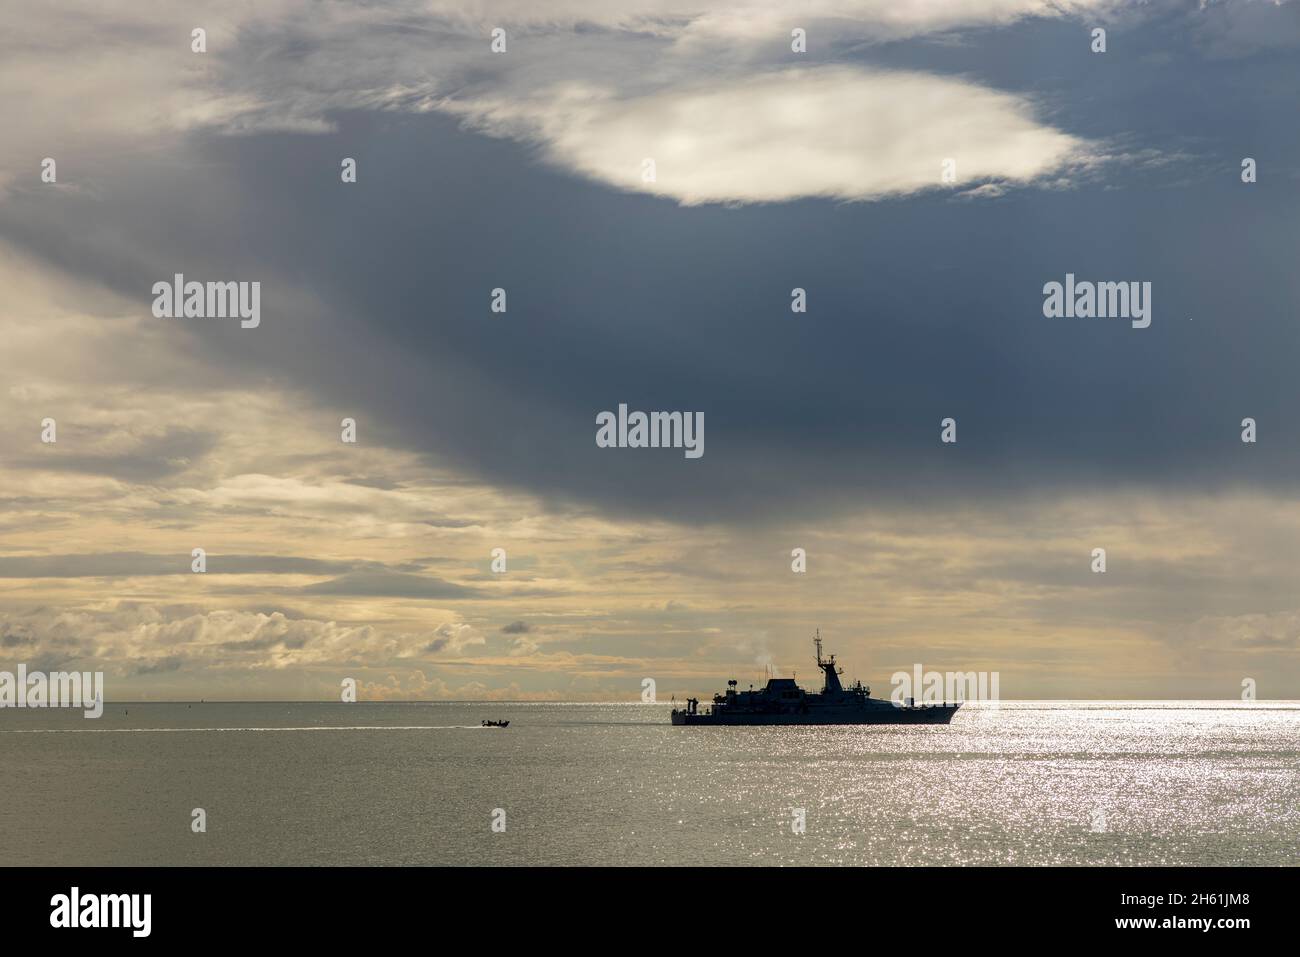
[813, 629, 844, 694]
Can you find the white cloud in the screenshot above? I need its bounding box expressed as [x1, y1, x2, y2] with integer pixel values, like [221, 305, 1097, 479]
[446, 66, 1095, 204]
[413, 0, 1123, 40]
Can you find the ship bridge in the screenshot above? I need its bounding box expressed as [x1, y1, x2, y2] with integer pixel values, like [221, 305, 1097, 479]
[763, 677, 802, 700]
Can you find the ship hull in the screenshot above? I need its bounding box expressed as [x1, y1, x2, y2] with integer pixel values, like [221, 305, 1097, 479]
[670, 703, 960, 726]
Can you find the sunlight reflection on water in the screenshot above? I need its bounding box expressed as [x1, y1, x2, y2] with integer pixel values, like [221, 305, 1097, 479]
[1, 700, 1295, 865]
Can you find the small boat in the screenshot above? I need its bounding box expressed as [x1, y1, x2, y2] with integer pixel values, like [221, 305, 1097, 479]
[481, 719, 510, 728]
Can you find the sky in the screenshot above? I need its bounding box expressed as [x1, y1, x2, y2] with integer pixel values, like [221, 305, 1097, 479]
[1, 0, 1298, 701]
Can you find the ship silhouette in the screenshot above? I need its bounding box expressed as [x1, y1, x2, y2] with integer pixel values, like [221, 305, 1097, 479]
[670, 631, 961, 726]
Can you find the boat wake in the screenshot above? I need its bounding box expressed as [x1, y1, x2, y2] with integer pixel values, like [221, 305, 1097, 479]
[0, 725, 492, 734]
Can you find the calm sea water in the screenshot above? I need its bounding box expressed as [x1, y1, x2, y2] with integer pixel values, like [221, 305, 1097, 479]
[1, 701, 1296, 866]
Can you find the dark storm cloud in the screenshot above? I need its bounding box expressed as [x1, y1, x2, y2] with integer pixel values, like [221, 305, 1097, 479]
[3, 12, 1298, 524]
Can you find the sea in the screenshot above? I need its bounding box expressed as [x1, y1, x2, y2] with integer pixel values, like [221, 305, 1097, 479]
[1, 701, 1296, 866]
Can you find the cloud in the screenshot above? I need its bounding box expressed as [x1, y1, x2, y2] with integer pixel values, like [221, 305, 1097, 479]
[1186, 611, 1300, 653]
[1191, 0, 1300, 57]
[132, 655, 184, 675]
[507, 635, 540, 656]
[423, 621, 486, 654]
[9, 428, 217, 482]
[299, 570, 483, 599]
[446, 66, 1095, 204]
[0, 604, 425, 671]
[0, 552, 363, 578]
[0, 0, 1138, 209]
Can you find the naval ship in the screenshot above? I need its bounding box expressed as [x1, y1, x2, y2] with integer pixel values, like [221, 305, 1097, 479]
[670, 633, 960, 726]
